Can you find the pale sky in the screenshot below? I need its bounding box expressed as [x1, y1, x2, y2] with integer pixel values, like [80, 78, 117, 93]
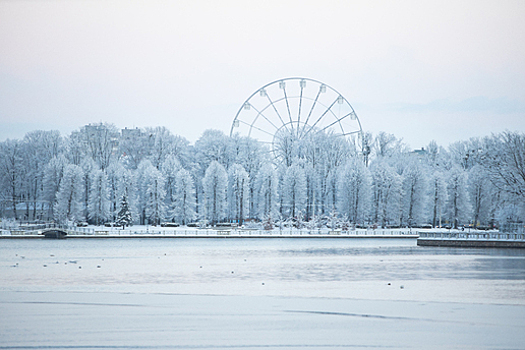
[1, 0, 524, 149]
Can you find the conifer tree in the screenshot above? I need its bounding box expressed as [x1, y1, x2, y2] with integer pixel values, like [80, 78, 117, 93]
[115, 194, 132, 228]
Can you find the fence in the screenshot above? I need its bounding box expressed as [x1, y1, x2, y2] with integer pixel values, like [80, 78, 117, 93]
[64, 227, 416, 237]
[1, 226, 416, 237]
[418, 231, 525, 241]
[500, 223, 525, 235]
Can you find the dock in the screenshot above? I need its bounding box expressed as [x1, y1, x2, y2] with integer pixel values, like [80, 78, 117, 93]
[417, 230, 525, 248]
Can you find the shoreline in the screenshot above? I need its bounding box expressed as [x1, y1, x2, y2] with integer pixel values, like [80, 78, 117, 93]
[0, 233, 419, 239]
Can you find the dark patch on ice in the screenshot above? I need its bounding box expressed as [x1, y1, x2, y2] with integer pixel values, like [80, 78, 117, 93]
[4, 301, 146, 308]
[0, 344, 395, 349]
[285, 309, 502, 327]
[285, 309, 416, 321]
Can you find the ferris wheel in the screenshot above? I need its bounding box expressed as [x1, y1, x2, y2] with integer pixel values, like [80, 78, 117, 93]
[230, 77, 363, 154]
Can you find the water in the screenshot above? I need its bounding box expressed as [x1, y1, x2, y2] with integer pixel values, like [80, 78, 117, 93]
[1, 238, 525, 349]
[2, 238, 524, 303]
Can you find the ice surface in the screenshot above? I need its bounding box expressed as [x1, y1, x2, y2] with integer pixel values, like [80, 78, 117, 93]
[2, 291, 524, 349]
[1, 238, 525, 349]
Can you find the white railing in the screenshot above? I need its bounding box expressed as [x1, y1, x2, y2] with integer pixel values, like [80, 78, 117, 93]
[1, 225, 418, 238]
[500, 223, 525, 235]
[418, 231, 525, 241]
[62, 228, 416, 237]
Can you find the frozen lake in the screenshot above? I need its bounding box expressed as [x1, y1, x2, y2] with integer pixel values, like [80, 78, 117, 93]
[1, 238, 525, 349]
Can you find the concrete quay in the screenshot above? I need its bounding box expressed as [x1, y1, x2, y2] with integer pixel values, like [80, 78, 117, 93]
[417, 230, 525, 248]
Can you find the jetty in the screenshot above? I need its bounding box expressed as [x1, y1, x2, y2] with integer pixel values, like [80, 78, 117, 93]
[417, 230, 525, 248]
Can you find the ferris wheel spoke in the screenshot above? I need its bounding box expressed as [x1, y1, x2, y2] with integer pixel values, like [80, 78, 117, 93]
[318, 112, 354, 134]
[301, 97, 339, 139]
[344, 130, 362, 135]
[237, 119, 276, 138]
[282, 85, 294, 134]
[264, 93, 292, 135]
[249, 105, 281, 132]
[299, 86, 322, 138]
[297, 83, 304, 132]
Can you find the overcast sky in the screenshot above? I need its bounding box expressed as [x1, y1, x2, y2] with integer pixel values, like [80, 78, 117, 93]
[1, 0, 524, 149]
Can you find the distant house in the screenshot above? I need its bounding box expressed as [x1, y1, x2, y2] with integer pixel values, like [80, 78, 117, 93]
[410, 147, 427, 161]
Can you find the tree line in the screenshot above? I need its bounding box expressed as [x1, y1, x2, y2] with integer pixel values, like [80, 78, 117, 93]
[0, 123, 523, 229]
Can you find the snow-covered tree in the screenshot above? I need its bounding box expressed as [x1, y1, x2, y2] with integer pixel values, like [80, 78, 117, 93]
[228, 164, 250, 225]
[424, 140, 448, 168]
[0, 140, 24, 220]
[135, 160, 154, 224]
[106, 162, 126, 222]
[195, 130, 230, 171]
[361, 132, 373, 167]
[54, 164, 84, 224]
[337, 159, 372, 224]
[373, 132, 408, 159]
[42, 155, 68, 220]
[161, 155, 182, 212]
[119, 127, 150, 170]
[65, 131, 85, 166]
[88, 169, 110, 225]
[496, 202, 525, 227]
[283, 163, 307, 219]
[173, 168, 196, 225]
[400, 159, 428, 227]
[202, 161, 228, 225]
[5, 123, 525, 230]
[115, 194, 133, 228]
[80, 158, 97, 221]
[144, 166, 166, 225]
[370, 160, 402, 227]
[273, 128, 300, 167]
[428, 171, 448, 228]
[256, 163, 279, 220]
[228, 135, 266, 218]
[446, 166, 471, 228]
[483, 131, 525, 199]
[22, 130, 63, 220]
[467, 165, 491, 227]
[448, 138, 483, 170]
[304, 163, 319, 220]
[75, 123, 119, 171]
[116, 167, 137, 223]
[306, 132, 353, 216]
[324, 167, 340, 214]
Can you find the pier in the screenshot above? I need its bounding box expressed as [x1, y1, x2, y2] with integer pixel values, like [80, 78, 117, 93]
[417, 230, 525, 248]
